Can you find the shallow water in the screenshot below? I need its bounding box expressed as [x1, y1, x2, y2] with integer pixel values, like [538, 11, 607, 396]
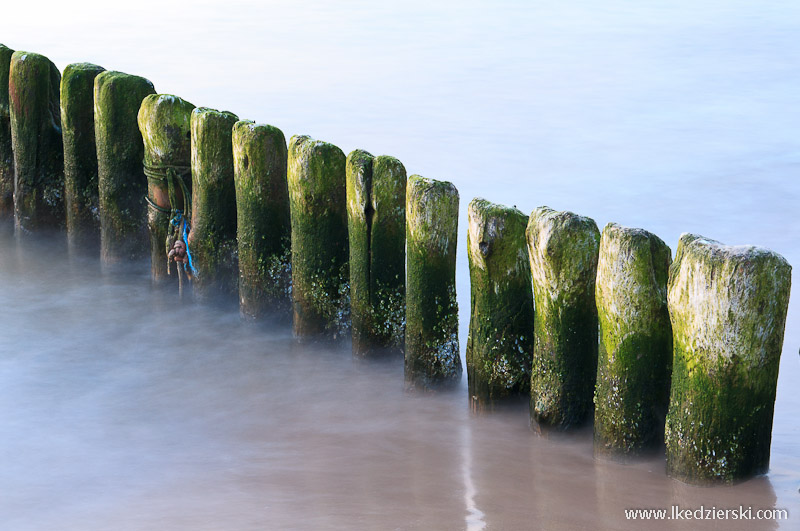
[1, 0, 799, 529]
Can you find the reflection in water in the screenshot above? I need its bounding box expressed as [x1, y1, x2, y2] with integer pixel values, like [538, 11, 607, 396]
[460, 421, 486, 530]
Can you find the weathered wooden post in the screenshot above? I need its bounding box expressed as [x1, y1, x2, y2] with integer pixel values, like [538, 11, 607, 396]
[95, 71, 155, 264]
[526, 207, 600, 432]
[232, 120, 291, 319]
[665, 234, 791, 484]
[188, 107, 239, 302]
[593, 223, 672, 457]
[346, 149, 406, 358]
[287, 135, 349, 340]
[8, 51, 64, 233]
[137, 94, 194, 284]
[466, 198, 533, 409]
[405, 175, 460, 391]
[61, 62, 105, 252]
[0, 44, 14, 222]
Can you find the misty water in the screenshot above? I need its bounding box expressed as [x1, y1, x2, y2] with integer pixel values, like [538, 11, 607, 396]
[1, 0, 799, 529]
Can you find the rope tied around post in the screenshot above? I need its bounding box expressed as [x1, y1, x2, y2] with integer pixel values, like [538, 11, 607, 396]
[143, 161, 197, 283]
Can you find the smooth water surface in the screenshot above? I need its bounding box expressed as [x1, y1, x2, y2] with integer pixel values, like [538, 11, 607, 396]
[1, 1, 798, 529]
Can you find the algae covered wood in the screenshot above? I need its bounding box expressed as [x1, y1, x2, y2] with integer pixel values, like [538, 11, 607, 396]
[466, 198, 533, 409]
[233, 120, 291, 319]
[188, 107, 239, 303]
[287, 135, 349, 340]
[8, 51, 64, 233]
[61, 62, 105, 252]
[664, 233, 791, 485]
[95, 71, 155, 263]
[0, 44, 13, 221]
[593, 223, 672, 457]
[138, 94, 195, 283]
[346, 150, 406, 358]
[526, 206, 600, 431]
[405, 175, 460, 390]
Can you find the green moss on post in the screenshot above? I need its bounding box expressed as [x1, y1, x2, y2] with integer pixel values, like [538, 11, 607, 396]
[526, 206, 600, 432]
[188, 107, 239, 303]
[593, 223, 672, 458]
[95, 71, 155, 264]
[287, 135, 349, 340]
[466, 198, 533, 409]
[0, 44, 14, 221]
[405, 175, 460, 391]
[233, 120, 291, 319]
[61, 62, 105, 252]
[346, 150, 406, 358]
[665, 234, 791, 485]
[8, 51, 64, 233]
[137, 94, 194, 283]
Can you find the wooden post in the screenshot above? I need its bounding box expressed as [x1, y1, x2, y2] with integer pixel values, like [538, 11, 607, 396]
[232, 120, 291, 319]
[61, 62, 105, 253]
[346, 149, 406, 358]
[8, 51, 64, 233]
[0, 44, 14, 223]
[95, 71, 155, 263]
[137, 94, 195, 284]
[665, 233, 791, 484]
[526, 206, 600, 432]
[287, 135, 349, 340]
[594, 223, 672, 457]
[405, 175, 460, 391]
[188, 107, 239, 303]
[466, 198, 533, 409]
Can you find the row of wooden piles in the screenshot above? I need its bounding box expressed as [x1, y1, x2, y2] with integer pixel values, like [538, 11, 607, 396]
[0, 45, 792, 486]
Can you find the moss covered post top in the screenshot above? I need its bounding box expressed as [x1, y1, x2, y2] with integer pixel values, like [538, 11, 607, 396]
[467, 198, 529, 276]
[232, 120, 288, 195]
[232, 119, 286, 148]
[596, 222, 671, 318]
[371, 155, 407, 216]
[345, 148, 373, 225]
[668, 233, 791, 368]
[9, 50, 59, 78]
[526, 206, 600, 300]
[138, 94, 195, 167]
[95, 70, 155, 116]
[288, 134, 347, 207]
[61, 62, 105, 103]
[9, 51, 62, 122]
[231, 120, 288, 202]
[406, 175, 459, 256]
[190, 106, 239, 182]
[61, 62, 106, 131]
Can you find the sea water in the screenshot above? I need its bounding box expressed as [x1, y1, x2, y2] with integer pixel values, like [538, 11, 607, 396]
[0, 1, 798, 529]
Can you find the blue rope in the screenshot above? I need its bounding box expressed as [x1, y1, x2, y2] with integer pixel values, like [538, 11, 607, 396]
[182, 219, 198, 276]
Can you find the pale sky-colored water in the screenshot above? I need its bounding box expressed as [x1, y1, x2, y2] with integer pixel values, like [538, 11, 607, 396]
[1, 1, 798, 529]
